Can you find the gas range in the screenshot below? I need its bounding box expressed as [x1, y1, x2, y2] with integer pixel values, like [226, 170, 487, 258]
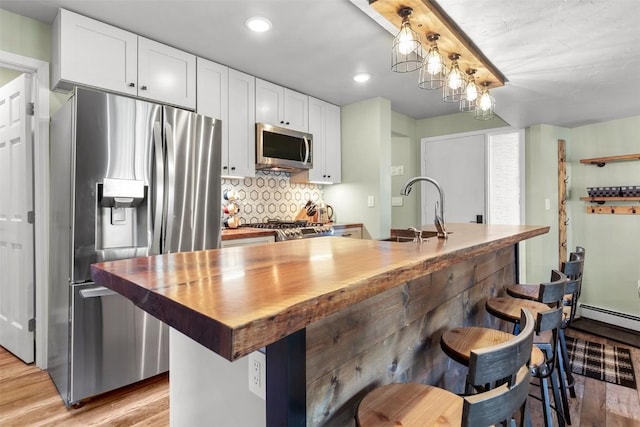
[246, 220, 334, 241]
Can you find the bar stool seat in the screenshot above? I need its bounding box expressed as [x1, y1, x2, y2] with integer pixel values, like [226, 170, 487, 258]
[486, 297, 551, 324]
[441, 326, 546, 368]
[356, 309, 536, 427]
[357, 383, 463, 426]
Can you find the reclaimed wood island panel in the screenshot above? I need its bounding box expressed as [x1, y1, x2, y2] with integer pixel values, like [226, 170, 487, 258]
[91, 223, 548, 426]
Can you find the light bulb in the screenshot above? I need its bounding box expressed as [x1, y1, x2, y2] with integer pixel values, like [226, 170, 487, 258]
[466, 82, 478, 102]
[479, 91, 492, 111]
[447, 69, 463, 90]
[396, 25, 419, 55]
[426, 50, 443, 75]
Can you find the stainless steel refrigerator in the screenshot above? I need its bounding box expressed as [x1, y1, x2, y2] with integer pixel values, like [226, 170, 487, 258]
[48, 87, 221, 406]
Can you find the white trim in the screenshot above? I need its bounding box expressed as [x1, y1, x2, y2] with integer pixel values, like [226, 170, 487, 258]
[0, 50, 50, 369]
[578, 304, 640, 332]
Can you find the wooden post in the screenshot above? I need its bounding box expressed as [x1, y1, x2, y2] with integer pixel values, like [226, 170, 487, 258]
[558, 139, 567, 266]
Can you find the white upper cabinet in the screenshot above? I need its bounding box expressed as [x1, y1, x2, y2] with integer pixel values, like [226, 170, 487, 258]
[52, 9, 196, 109]
[52, 8, 137, 96]
[138, 37, 196, 109]
[227, 69, 256, 177]
[197, 59, 255, 177]
[307, 97, 341, 184]
[255, 79, 308, 132]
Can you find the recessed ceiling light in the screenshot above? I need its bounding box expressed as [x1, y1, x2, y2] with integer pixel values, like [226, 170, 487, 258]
[353, 73, 371, 83]
[245, 17, 272, 33]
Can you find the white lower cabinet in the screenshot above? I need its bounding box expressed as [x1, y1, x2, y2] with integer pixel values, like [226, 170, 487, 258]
[333, 226, 362, 239]
[220, 235, 275, 248]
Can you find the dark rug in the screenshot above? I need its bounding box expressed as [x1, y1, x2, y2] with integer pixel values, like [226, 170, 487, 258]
[565, 336, 637, 389]
[570, 317, 640, 348]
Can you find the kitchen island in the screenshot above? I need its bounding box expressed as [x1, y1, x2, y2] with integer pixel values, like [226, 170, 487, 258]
[91, 223, 548, 426]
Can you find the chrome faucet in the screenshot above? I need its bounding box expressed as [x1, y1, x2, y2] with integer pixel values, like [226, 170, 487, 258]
[400, 176, 448, 239]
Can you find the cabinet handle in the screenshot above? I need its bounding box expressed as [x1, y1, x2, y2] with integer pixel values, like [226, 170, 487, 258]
[342, 233, 352, 237]
[223, 166, 228, 170]
[285, 121, 290, 125]
[280, 121, 285, 124]
[231, 166, 236, 171]
[141, 85, 148, 90]
[128, 82, 135, 87]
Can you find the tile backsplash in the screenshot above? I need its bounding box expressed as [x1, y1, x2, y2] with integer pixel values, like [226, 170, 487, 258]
[221, 171, 323, 224]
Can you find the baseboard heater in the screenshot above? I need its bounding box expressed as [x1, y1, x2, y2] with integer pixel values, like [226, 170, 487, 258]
[578, 303, 640, 332]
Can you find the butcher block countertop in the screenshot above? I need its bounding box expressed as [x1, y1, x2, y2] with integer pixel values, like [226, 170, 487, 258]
[90, 223, 548, 361]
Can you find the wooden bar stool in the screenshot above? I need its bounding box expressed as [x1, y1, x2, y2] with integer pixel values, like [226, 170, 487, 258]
[356, 308, 536, 427]
[485, 270, 568, 427]
[507, 253, 584, 404]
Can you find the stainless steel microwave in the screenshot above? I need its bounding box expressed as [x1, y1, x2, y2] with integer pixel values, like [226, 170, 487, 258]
[255, 123, 312, 171]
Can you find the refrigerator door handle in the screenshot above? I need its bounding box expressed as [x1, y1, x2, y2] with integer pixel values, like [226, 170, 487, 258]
[163, 121, 176, 252]
[151, 121, 164, 255]
[79, 286, 119, 299]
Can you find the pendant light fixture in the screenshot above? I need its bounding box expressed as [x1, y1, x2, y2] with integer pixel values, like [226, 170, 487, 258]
[475, 82, 496, 120]
[418, 33, 446, 90]
[443, 53, 465, 102]
[391, 7, 422, 73]
[460, 69, 479, 112]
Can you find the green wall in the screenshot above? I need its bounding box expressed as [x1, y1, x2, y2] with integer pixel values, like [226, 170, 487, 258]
[524, 124, 570, 282]
[524, 117, 640, 317]
[391, 111, 419, 229]
[0, 8, 69, 113]
[567, 116, 640, 316]
[323, 97, 391, 239]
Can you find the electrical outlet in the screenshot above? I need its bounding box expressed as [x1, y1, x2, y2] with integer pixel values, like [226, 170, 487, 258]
[391, 165, 404, 176]
[248, 351, 266, 400]
[367, 195, 375, 207]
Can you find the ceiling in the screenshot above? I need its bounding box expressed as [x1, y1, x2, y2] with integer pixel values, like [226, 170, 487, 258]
[2, 0, 639, 129]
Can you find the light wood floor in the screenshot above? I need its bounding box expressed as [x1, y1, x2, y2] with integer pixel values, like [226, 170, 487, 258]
[1, 328, 639, 426]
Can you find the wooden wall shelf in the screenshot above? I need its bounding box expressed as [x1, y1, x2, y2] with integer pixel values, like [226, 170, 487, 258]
[580, 196, 640, 203]
[580, 153, 640, 167]
[585, 205, 639, 215]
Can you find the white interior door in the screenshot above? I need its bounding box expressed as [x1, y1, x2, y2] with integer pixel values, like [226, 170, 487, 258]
[0, 73, 35, 363]
[422, 134, 486, 225]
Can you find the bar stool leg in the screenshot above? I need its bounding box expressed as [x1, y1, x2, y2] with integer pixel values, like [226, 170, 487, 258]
[559, 329, 577, 398]
[549, 360, 566, 427]
[540, 375, 554, 427]
[556, 339, 573, 424]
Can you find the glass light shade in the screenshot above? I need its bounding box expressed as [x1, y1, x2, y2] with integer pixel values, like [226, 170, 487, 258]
[418, 35, 446, 90]
[475, 87, 496, 120]
[391, 16, 422, 73]
[443, 55, 466, 102]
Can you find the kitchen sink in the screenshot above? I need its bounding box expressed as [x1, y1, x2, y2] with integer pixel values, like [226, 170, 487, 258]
[379, 236, 417, 243]
[380, 230, 440, 243]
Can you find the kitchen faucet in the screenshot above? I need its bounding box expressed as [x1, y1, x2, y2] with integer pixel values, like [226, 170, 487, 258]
[400, 176, 448, 239]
